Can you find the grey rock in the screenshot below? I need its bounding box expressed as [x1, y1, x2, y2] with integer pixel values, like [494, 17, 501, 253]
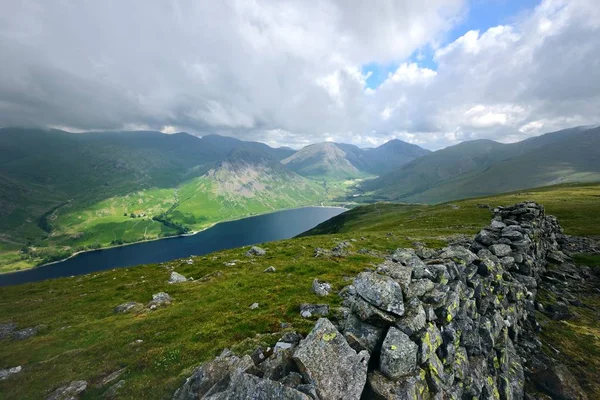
[532, 364, 588, 400]
[406, 279, 435, 298]
[491, 220, 507, 229]
[300, 303, 329, 318]
[225, 372, 311, 399]
[113, 302, 142, 313]
[46, 380, 88, 400]
[260, 347, 296, 381]
[380, 327, 418, 379]
[396, 302, 426, 336]
[172, 352, 254, 400]
[12, 326, 38, 340]
[340, 313, 385, 353]
[293, 318, 369, 400]
[0, 322, 16, 340]
[279, 371, 304, 388]
[346, 295, 397, 325]
[392, 248, 426, 270]
[367, 371, 428, 400]
[150, 292, 172, 306]
[250, 302, 259, 310]
[264, 266, 276, 273]
[419, 323, 442, 364]
[475, 229, 498, 246]
[169, 271, 187, 283]
[490, 244, 512, 257]
[353, 272, 405, 317]
[0, 366, 22, 381]
[246, 246, 266, 256]
[102, 380, 125, 398]
[376, 260, 412, 290]
[312, 279, 332, 297]
[439, 246, 477, 265]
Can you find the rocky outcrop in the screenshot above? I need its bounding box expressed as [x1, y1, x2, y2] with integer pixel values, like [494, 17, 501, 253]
[246, 246, 266, 256]
[174, 202, 587, 400]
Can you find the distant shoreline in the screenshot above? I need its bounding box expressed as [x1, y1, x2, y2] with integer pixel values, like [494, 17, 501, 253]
[4, 205, 348, 275]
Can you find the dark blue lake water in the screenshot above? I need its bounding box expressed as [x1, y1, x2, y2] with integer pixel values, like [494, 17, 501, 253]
[0, 207, 345, 287]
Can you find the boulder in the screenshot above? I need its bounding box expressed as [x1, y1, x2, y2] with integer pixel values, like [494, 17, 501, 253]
[246, 246, 266, 256]
[340, 313, 385, 353]
[0, 322, 16, 340]
[113, 302, 142, 313]
[264, 266, 276, 273]
[169, 271, 187, 284]
[532, 364, 588, 400]
[172, 351, 254, 400]
[0, 366, 22, 381]
[12, 326, 38, 340]
[300, 303, 329, 318]
[312, 279, 332, 296]
[367, 371, 428, 400]
[293, 318, 370, 400]
[380, 327, 418, 379]
[353, 272, 405, 317]
[150, 292, 172, 306]
[46, 380, 88, 400]
[376, 261, 412, 290]
[490, 244, 512, 257]
[439, 246, 478, 265]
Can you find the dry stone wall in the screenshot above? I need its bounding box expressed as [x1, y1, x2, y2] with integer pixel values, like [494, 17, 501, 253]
[174, 202, 573, 400]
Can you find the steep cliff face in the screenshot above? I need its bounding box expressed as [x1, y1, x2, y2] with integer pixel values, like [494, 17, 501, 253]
[174, 203, 589, 400]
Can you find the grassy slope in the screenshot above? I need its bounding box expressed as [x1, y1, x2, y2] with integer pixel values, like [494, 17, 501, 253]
[1, 182, 599, 399]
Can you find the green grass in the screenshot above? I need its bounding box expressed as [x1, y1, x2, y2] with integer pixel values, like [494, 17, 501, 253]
[0, 182, 599, 399]
[537, 253, 600, 398]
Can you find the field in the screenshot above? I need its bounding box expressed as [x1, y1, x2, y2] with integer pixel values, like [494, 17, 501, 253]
[0, 182, 599, 399]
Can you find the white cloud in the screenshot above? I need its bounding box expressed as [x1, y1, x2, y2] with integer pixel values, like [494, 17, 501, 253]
[0, 0, 598, 150]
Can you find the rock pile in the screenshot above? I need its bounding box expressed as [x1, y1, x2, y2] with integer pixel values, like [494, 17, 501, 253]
[173, 202, 581, 400]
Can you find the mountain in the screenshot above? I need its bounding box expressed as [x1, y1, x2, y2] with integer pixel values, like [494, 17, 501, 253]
[281, 142, 366, 180]
[362, 139, 431, 174]
[200, 134, 296, 161]
[362, 126, 600, 203]
[282, 139, 429, 180]
[0, 128, 316, 271]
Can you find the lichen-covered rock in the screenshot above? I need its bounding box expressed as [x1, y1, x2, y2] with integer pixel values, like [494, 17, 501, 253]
[439, 246, 478, 265]
[293, 318, 370, 400]
[46, 380, 87, 400]
[353, 272, 405, 317]
[172, 351, 254, 400]
[380, 327, 418, 379]
[246, 246, 266, 256]
[367, 370, 429, 400]
[312, 279, 332, 296]
[340, 313, 385, 353]
[376, 260, 412, 290]
[490, 244, 512, 257]
[419, 323, 443, 363]
[396, 301, 426, 336]
[168, 271, 187, 284]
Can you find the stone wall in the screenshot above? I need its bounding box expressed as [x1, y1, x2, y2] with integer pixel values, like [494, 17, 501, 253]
[173, 202, 573, 400]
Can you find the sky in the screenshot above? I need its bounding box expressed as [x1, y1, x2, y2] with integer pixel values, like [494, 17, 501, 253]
[1, 0, 599, 150]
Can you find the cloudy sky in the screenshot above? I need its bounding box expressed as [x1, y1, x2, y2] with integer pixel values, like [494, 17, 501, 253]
[1, 0, 599, 149]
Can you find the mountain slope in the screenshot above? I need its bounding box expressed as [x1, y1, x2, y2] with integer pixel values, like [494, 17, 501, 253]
[0, 129, 315, 271]
[282, 139, 429, 180]
[362, 126, 600, 203]
[362, 139, 431, 174]
[282, 142, 367, 180]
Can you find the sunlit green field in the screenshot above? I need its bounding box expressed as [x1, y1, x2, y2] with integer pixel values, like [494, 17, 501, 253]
[0, 182, 598, 399]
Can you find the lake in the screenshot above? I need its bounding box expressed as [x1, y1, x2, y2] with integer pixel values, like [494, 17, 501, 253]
[0, 207, 345, 287]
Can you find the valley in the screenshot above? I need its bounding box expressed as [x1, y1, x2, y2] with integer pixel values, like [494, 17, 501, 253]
[1, 182, 598, 399]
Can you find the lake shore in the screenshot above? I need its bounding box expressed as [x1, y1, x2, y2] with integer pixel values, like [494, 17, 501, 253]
[1, 205, 348, 276]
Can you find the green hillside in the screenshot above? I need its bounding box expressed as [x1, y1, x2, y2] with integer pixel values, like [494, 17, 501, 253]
[0, 129, 332, 273]
[361, 126, 600, 203]
[1, 182, 599, 399]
